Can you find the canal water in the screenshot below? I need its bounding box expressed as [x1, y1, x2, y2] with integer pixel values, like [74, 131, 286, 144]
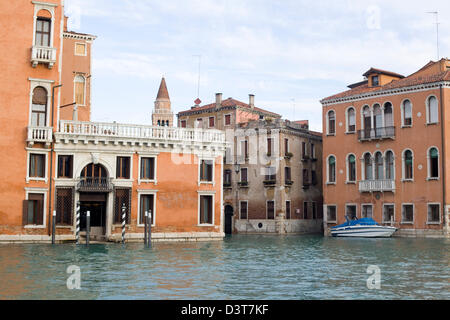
[0, 235, 448, 300]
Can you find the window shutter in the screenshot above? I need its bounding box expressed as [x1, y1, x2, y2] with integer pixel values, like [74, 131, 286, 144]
[36, 197, 44, 225]
[23, 200, 30, 226]
[32, 87, 47, 105]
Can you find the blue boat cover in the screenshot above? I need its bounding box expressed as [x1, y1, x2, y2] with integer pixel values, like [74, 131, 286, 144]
[331, 217, 379, 229]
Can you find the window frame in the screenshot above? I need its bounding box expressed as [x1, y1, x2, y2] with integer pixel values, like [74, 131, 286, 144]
[327, 109, 336, 136]
[224, 113, 232, 126]
[27, 150, 48, 182]
[346, 153, 357, 183]
[116, 156, 132, 180]
[74, 74, 86, 106]
[401, 203, 414, 224]
[382, 203, 395, 224]
[326, 205, 337, 223]
[137, 190, 157, 227]
[198, 158, 215, 185]
[402, 149, 414, 182]
[74, 42, 87, 56]
[266, 200, 275, 220]
[427, 146, 439, 180]
[239, 200, 248, 220]
[345, 204, 358, 220]
[401, 99, 413, 128]
[138, 155, 157, 184]
[208, 116, 215, 128]
[427, 202, 441, 224]
[24, 188, 47, 228]
[361, 203, 373, 218]
[346, 106, 356, 133]
[326, 155, 336, 184]
[57, 154, 73, 179]
[198, 192, 215, 226]
[426, 95, 439, 125]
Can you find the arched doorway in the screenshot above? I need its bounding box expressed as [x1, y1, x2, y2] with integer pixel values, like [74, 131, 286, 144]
[78, 163, 111, 237]
[224, 205, 234, 235]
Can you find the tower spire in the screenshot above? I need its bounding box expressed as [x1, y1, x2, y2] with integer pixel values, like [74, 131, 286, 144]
[152, 77, 173, 126]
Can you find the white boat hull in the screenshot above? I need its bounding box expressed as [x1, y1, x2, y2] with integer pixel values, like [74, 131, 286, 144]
[331, 225, 397, 238]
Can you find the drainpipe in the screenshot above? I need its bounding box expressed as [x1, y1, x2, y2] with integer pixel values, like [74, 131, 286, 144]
[48, 84, 62, 236]
[439, 83, 447, 233]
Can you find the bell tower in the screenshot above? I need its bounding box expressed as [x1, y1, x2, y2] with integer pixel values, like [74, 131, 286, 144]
[152, 77, 173, 126]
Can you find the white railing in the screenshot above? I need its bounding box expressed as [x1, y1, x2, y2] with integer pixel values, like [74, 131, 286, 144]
[58, 120, 226, 143]
[359, 179, 395, 192]
[27, 126, 53, 144]
[31, 46, 57, 68]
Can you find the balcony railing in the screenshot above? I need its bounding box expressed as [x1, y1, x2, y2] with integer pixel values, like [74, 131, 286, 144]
[31, 46, 57, 68]
[359, 179, 395, 192]
[77, 177, 114, 192]
[58, 121, 226, 144]
[357, 126, 395, 141]
[27, 126, 53, 146]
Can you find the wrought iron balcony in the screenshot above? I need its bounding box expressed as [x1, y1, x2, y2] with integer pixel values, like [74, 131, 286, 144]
[77, 177, 114, 192]
[31, 46, 57, 68]
[357, 126, 395, 141]
[27, 126, 53, 146]
[359, 179, 395, 193]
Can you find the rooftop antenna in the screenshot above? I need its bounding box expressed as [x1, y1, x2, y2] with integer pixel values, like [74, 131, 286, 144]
[426, 11, 439, 60]
[193, 55, 202, 105]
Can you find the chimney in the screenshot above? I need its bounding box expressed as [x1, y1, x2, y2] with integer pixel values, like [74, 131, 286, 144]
[249, 94, 255, 109]
[64, 16, 68, 32]
[215, 93, 222, 108]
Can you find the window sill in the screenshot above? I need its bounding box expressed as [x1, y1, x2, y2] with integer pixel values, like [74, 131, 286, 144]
[345, 131, 355, 135]
[400, 221, 414, 225]
[401, 125, 412, 128]
[24, 225, 45, 229]
[27, 177, 47, 183]
[326, 182, 336, 185]
[56, 225, 72, 229]
[426, 122, 438, 126]
[426, 177, 439, 181]
[139, 179, 157, 184]
[426, 221, 441, 225]
[401, 179, 414, 183]
[197, 224, 214, 227]
[345, 181, 356, 184]
[326, 133, 336, 137]
[137, 224, 155, 227]
[326, 221, 337, 224]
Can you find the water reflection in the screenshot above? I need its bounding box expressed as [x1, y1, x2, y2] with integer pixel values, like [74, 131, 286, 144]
[0, 235, 449, 300]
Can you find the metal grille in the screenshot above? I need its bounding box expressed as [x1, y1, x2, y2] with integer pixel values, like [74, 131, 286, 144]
[56, 187, 74, 225]
[114, 188, 131, 224]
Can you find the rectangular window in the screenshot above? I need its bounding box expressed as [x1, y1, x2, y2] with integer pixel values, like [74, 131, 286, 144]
[116, 157, 131, 179]
[74, 78, 85, 106]
[427, 204, 440, 223]
[267, 138, 273, 155]
[284, 138, 289, 155]
[35, 18, 51, 47]
[31, 103, 46, 126]
[240, 168, 248, 183]
[29, 154, 45, 178]
[240, 201, 248, 219]
[312, 202, 317, 219]
[311, 170, 317, 185]
[327, 205, 336, 222]
[286, 201, 291, 219]
[346, 205, 357, 220]
[23, 194, 44, 226]
[209, 116, 215, 128]
[57, 155, 73, 178]
[224, 114, 231, 126]
[75, 43, 86, 56]
[303, 169, 309, 186]
[362, 204, 373, 218]
[402, 204, 414, 223]
[200, 160, 213, 182]
[372, 75, 379, 86]
[303, 202, 308, 219]
[267, 201, 275, 219]
[383, 204, 395, 223]
[265, 166, 276, 181]
[199, 195, 213, 224]
[140, 157, 155, 180]
[302, 141, 307, 159]
[224, 169, 232, 185]
[56, 188, 73, 225]
[311, 143, 315, 159]
[114, 188, 131, 224]
[285, 167, 291, 184]
[241, 140, 248, 159]
[180, 120, 187, 128]
[139, 194, 154, 225]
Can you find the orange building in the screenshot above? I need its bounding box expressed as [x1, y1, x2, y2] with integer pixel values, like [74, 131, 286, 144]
[0, 1, 227, 242]
[321, 59, 450, 237]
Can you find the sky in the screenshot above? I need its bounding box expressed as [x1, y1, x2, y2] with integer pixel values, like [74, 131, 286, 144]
[65, 0, 450, 132]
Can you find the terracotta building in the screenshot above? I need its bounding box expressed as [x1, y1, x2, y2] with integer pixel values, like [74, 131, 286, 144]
[178, 95, 323, 234]
[321, 59, 450, 237]
[0, 0, 227, 243]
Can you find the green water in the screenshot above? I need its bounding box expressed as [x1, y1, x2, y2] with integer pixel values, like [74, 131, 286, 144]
[0, 235, 448, 299]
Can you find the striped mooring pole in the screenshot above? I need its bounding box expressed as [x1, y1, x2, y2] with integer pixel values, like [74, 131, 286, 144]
[51, 210, 56, 244]
[121, 203, 126, 244]
[147, 210, 152, 248]
[86, 210, 90, 246]
[76, 202, 80, 244]
[144, 210, 148, 245]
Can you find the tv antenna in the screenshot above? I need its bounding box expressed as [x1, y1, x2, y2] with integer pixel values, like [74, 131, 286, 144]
[426, 11, 439, 60]
[193, 55, 202, 103]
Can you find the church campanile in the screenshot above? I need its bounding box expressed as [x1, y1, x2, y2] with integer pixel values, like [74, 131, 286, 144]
[152, 77, 173, 126]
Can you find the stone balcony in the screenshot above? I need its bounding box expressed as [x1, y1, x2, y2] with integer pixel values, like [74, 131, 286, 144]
[357, 126, 395, 142]
[31, 46, 57, 68]
[359, 179, 395, 193]
[27, 126, 53, 146]
[56, 121, 227, 151]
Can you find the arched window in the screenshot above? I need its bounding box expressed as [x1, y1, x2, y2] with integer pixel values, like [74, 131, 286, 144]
[403, 150, 413, 180]
[429, 147, 439, 178]
[402, 100, 412, 126]
[328, 156, 336, 183]
[364, 153, 373, 180]
[74, 75, 86, 106]
[347, 154, 356, 182]
[362, 105, 371, 138]
[166, 120, 169, 126]
[385, 151, 394, 180]
[80, 163, 108, 178]
[384, 102, 393, 127]
[428, 96, 438, 124]
[35, 17, 51, 47]
[327, 110, 335, 135]
[31, 86, 47, 127]
[347, 108, 355, 133]
[375, 152, 383, 180]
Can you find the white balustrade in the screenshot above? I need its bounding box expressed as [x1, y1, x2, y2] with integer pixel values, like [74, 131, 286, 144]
[359, 179, 395, 192]
[27, 126, 53, 144]
[58, 120, 226, 144]
[31, 46, 57, 68]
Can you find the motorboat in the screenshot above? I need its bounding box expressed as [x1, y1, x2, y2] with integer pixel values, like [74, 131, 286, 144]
[330, 217, 397, 238]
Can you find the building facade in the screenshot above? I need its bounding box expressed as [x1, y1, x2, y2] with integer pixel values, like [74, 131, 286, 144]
[0, 0, 227, 243]
[178, 94, 323, 234]
[321, 59, 450, 237]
